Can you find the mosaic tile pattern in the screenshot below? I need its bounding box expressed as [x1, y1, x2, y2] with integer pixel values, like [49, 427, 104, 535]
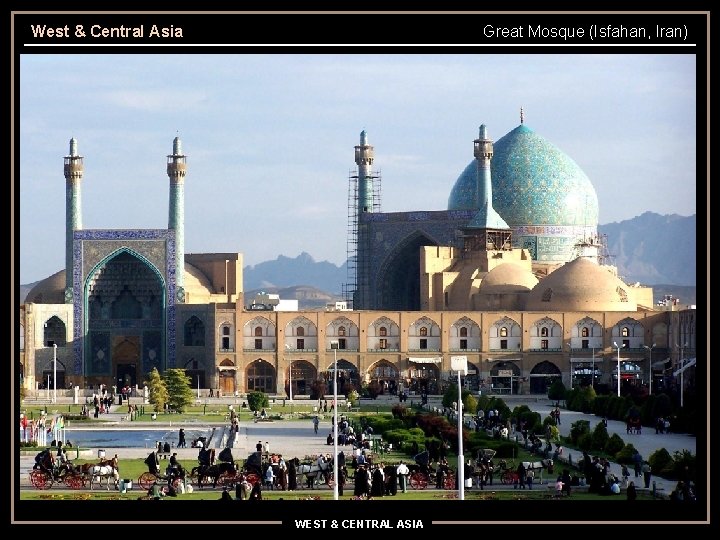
[72, 229, 176, 375]
[447, 124, 599, 227]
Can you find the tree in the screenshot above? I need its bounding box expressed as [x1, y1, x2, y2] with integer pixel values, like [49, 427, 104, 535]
[145, 368, 168, 413]
[163, 368, 195, 413]
[247, 391, 269, 412]
[547, 379, 567, 401]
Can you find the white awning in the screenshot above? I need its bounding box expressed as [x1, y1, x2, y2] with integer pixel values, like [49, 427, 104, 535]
[408, 357, 442, 364]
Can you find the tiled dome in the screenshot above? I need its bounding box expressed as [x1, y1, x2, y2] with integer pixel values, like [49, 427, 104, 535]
[448, 124, 599, 227]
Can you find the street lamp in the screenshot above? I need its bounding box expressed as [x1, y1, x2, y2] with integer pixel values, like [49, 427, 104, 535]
[285, 344, 293, 402]
[678, 343, 687, 408]
[52, 343, 57, 403]
[613, 342, 624, 397]
[643, 344, 656, 395]
[450, 355, 468, 500]
[330, 340, 339, 500]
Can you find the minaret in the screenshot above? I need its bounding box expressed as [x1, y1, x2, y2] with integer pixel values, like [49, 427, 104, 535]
[464, 125, 510, 251]
[473, 125, 493, 212]
[354, 130, 375, 213]
[63, 138, 83, 303]
[167, 136, 187, 301]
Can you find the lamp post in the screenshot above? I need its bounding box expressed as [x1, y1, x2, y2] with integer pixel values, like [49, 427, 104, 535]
[643, 344, 656, 395]
[450, 355, 468, 500]
[613, 342, 623, 397]
[330, 340, 339, 500]
[285, 344, 293, 402]
[52, 343, 57, 403]
[678, 343, 687, 408]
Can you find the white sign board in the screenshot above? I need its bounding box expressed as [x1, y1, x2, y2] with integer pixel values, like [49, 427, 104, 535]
[450, 355, 468, 375]
[497, 369, 513, 377]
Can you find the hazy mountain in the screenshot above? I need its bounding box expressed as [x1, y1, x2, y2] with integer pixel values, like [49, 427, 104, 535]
[20, 213, 697, 306]
[243, 252, 348, 294]
[598, 212, 696, 287]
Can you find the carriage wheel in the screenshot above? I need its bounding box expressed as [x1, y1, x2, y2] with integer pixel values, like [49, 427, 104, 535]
[444, 474, 456, 490]
[218, 472, 236, 488]
[245, 473, 261, 486]
[30, 470, 53, 490]
[64, 474, 86, 490]
[138, 472, 157, 491]
[501, 471, 517, 485]
[410, 472, 427, 490]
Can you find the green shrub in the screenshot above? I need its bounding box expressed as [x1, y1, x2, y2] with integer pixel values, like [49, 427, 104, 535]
[577, 432, 593, 452]
[604, 433, 625, 456]
[494, 441, 520, 458]
[569, 419, 591, 445]
[391, 404, 409, 419]
[547, 379, 567, 401]
[648, 447, 673, 476]
[670, 450, 696, 481]
[591, 395, 611, 418]
[614, 443, 638, 465]
[463, 393, 478, 415]
[590, 421, 609, 452]
[247, 391, 269, 412]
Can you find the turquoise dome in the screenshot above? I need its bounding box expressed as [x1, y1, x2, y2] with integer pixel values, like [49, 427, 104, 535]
[447, 125, 599, 227]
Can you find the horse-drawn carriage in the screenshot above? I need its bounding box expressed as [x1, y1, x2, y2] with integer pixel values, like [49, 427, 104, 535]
[29, 449, 87, 490]
[293, 456, 335, 489]
[406, 450, 455, 490]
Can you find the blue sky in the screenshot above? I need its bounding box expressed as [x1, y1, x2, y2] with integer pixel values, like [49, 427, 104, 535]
[19, 54, 697, 285]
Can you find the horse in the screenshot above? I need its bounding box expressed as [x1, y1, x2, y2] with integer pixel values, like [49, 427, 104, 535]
[296, 459, 333, 489]
[87, 464, 119, 491]
[521, 458, 554, 483]
[191, 461, 235, 489]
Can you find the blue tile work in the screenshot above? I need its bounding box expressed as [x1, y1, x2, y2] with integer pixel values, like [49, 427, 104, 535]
[72, 229, 176, 376]
[445, 124, 599, 262]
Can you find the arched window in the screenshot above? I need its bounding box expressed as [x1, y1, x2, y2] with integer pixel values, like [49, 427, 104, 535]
[420, 327, 428, 337]
[500, 327, 508, 338]
[541, 327, 549, 337]
[621, 327, 630, 337]
[379, 327, 387, 337]
[254, 327, 263, 337]
[221, 325, 231, 350]
[297, 327, 305, 337]
[338, 326, 346, 337]
[581, 327, 589, 337]
[460, 327, 468, 338]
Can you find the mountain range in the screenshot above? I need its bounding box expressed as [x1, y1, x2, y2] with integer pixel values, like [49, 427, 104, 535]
[21, 212, 697, 308]
[242, 212, 697, 307]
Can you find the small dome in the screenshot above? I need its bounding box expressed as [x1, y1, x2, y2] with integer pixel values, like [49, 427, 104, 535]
[25, 270, 66, 304]
[525, 257, 637, 311]
[478, 263, 539, 295]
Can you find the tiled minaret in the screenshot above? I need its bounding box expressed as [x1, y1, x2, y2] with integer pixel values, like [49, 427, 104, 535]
[63, 138, 83, 303]
[167, 136, 187, 302]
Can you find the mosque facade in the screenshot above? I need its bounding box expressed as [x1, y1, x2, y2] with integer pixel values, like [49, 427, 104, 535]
[18, 121, 696, 398]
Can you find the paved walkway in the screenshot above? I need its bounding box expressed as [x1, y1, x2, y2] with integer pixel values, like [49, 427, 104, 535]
[20, 396, 697, 497]
[501, 397, 696, 496]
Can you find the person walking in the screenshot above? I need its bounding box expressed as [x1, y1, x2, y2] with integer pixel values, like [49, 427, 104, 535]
[312, 415, 319, 434]
[641, 461, 652, 489]
[396, 460, 409, 493]
[525, 467, 535, 490]
[178, 428, 186, 448]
